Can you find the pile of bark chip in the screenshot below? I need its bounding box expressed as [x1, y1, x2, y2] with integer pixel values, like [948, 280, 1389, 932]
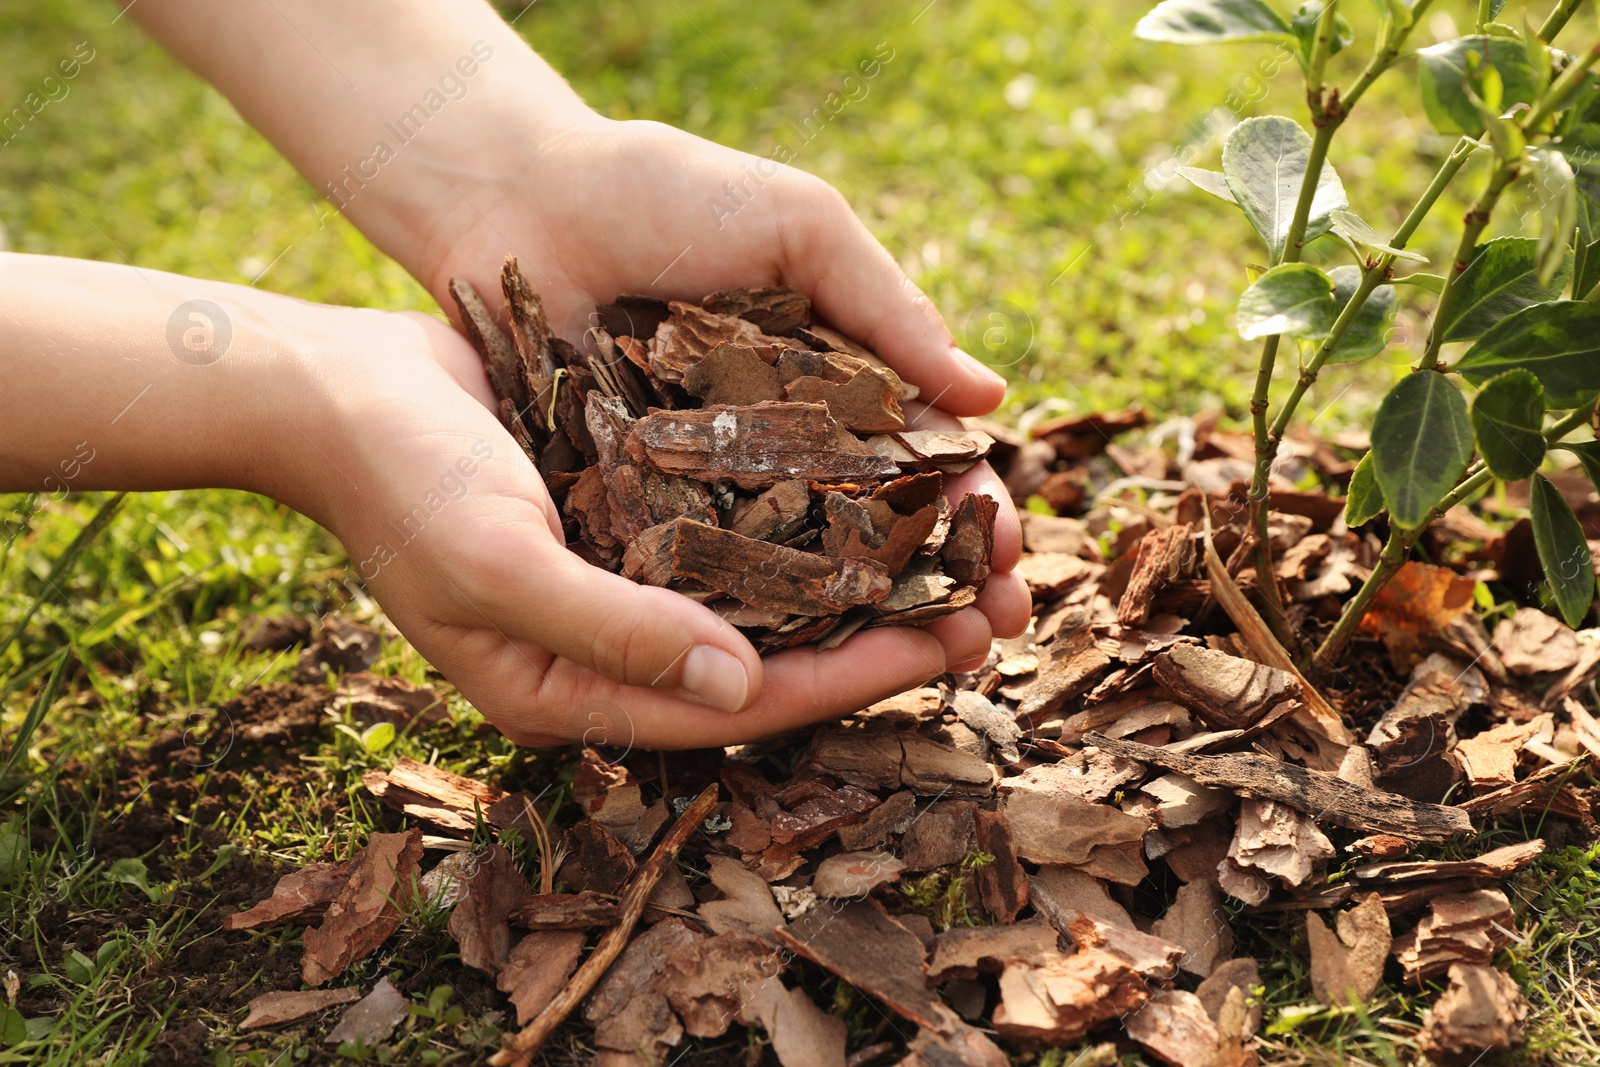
[448, 259, 999, 651]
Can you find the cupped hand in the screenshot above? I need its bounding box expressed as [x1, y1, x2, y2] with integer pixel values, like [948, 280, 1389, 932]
[306, 311, 1015, 748]
[420, 115, 1030, 654]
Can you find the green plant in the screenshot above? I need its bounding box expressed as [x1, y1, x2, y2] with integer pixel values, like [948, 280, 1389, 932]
[1137, 0, 1600, 668]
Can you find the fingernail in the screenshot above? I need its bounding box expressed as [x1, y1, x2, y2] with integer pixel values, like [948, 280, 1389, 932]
[954, 347, 1007, 388]
[682, 645, 750, 713]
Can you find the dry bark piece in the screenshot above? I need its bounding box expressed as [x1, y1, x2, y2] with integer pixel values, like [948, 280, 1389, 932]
[595, 294, 670, 339]
[736, 974, 849, 1067]
[584, 917, 702, 1063]
[798, 727, 997, 796]
[1140, 773, 1231, 829]
[949, 690, 1022, 762]
[1031, 405, 1149, 457]
[627, 402, 899, 488]
[1153, 644, 1300, 731]
[447, 845, 535, 977]
[1151, 878, 1233, 977]
[1028, 866, 1135, 933]
[991, 948, 1150, 1045]
[1272, 839, 1546, 912]
[448, 277, 522, 409]
[1084, 733, 1473, 841]
[658, 517, 893, 615]
[774, 897, 1001, 1061]
[647, 300, 772, 382]
[729, 479, 813, 542]
[1014, 552, 1098, 598]
[324, 976, 408, 1047]
[1394, 888, 1514, 985]
[302, 829, 423, 986]
[1125, 989, 1223, 1067]
[1227, 798, 1335, 888]
[698, 854, 785, 943]
[295, 615, 383, 683]
[1306, 892, 1390, 1006]
[900, 801, 977, 872]
[972, 808, 1029, 923]
[492, 784, 720, 1065]
[812, 850, 905, 898]
[927, 918, 1064, 982]
[362, 757, 506, 835]
[1493, 606, 1581, 676]
[240, 988, 362, 1031]
[999, 779, 1150, 879]
[1118, 525, 1192, 626]
[558, 821, 637, 895]
[1017, 629, 1113, 718]
[784, 368, 906, 433]
[658, 931, 781, 1037]
[942, 493, 1000, 585]
[682, 342, 784, 406]
[701, 285, 810, 334]
[1067, 913, 1185, 978]
[1453, 719, 1540, 791]
[1196, 957, 1263, 1035]
[223, 860, 355, 930]
[498, 931, 586, 1025]
[1417, 963, 1529, 1064]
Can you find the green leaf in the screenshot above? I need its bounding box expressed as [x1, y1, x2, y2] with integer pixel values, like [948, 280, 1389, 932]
[1327, 209, 1429, 263]
[0, 822, 28, 886]
[1418, 36, 1546, 135]
[1457, 301, 1600, 408]
[1221, 116, 1348, 262]
[1134, 0, 1296, 44]
[1371, 372, 1474, 527]
[0, 1005, 25, 1048]
[1531, 472, 1596, 627]
[362, 721, 396, 754]
[1324, 265, 1397, 364]
[1394, 272, 1446, 294]
[1292, 1, 1353, 64]
[1558, 440, 1600, 495]
[1470, 369, 1546, 480]
[1176, 166, 1239, 203]
[1438, 237, 1572, 342]
[1236, 263, 1336, 339]
[1345, 452, 1386, 526]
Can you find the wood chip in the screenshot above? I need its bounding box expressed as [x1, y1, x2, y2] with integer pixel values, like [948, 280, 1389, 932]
[1028, 866, 1135, 933]
[991, 948, 1150, 1045]
[1067, 913, 1185, 978]
[1453, 720, 1540, 791]
[654, 517, 892, 614]
[1394, 888, 1514, 985]
[1125, 989, 1223, 1067]
[240, 988, 362, 1032]
[302, 830, 423, 986]
[1151, 878, 1233, 977]
[1118, 525, 1192, 626]
[927, 918, 1064, 982]
[1153, 644, 1300, 731]
[498, 931, 586, 1026]
[362, 757, 505, 835]
[627, 402, 899, 489]
[972, 808, 1030, 923]
[812, 851, 905, 898]
[699, 854, 785, 943]
[1493, 606, 1581, 676]
[1084, 733, 1473, 841]
[999, 778, 1150, 872]
[1227, 798, 1335, 888]
[448, 845, 535, 977]
[1307, 892, 1390, 1006]
[701, 285, 810, 334]
[1417, 963, 1529, 1063]
[799, 727, 997, 797]
[512, 890, 619, 931]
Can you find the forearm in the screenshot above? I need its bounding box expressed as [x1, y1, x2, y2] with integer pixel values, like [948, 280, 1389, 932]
[0, 253, 344, 520]
[127, 0, 594, 299]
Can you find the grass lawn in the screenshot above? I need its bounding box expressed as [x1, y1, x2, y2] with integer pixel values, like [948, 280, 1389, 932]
[3, 0, 1598, 1063]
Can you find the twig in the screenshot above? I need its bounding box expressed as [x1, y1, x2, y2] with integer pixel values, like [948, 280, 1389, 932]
[489, 782, 719, 1065]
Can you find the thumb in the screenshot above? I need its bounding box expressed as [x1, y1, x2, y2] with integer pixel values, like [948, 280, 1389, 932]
[487, 542, 765, 713]
[774, 176, 1007, 416]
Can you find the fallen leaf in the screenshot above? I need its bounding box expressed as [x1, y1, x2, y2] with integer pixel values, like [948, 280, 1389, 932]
[1493, 606, 1581, 676]
[447, 845, 535, 976]
[324, 976, 408, 1047]
[699, 855, 785, 943]
[224, 860, 355, 931]
[240, 988, 361, 1031]
[1359, 562, 1476, 670]
[498, 931, 586, 1025]
[302, 830, 423, 986]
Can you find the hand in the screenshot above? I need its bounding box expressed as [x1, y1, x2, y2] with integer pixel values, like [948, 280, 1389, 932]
[307, 311, 1012, 747]
[419, 115, 1031, 667]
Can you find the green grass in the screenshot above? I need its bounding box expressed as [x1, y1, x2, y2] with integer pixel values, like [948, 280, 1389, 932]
[2, 0, 1598, 1062]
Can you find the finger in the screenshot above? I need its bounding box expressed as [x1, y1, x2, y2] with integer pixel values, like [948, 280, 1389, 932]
[502, 623, 951, 749]
[974, 570, 1031, 640]
[774, 178, 1006, 417]
[462, 537, 765, 714]
[920, 606, 993, 668]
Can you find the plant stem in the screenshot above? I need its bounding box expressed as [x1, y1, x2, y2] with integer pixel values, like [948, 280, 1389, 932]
[1314, 401, 1600, 671]
[1477, 0, 1493, 32]
[1539, 0, 1587, 41]
[1418, 163, 1524, 369]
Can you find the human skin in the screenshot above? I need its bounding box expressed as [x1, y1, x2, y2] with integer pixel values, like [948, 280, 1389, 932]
[0, 0, 1029, 748]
